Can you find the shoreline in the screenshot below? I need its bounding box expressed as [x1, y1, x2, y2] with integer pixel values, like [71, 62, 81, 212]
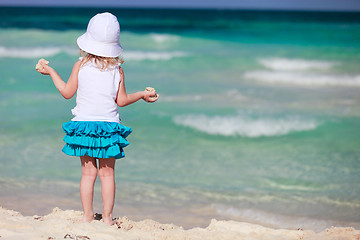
[1, 187, 360, 232]
[0, 206, 359, 240]
[1, 179, 360, 232]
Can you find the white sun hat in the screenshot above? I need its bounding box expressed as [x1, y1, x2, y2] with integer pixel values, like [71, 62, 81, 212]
[77, 12, 122, 58]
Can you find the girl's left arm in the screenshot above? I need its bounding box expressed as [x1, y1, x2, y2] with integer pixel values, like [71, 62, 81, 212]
[38, 61, 81, 99]
[116, 67, 159, 107]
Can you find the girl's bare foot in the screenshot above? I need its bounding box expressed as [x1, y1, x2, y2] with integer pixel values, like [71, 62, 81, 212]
[102, 215, 115, 225]
[82, 213, 94, 223]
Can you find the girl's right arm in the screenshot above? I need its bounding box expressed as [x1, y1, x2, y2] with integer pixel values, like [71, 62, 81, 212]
[38, 61, 81, 99]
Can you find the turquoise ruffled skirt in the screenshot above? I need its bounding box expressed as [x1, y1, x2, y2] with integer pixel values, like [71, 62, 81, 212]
[62, 121, 132, 159]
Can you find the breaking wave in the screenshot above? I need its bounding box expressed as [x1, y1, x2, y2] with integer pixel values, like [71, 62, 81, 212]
[244, 57, 360, 87]
[173, 114, 319, 137]
[149, 33, 180, 43]
[123, 51, 188, 61]
[244, 70, 360, 87]
[258, 58, 337, 71]
[0, 45, 188, 61]
[0, 46, 74, 58]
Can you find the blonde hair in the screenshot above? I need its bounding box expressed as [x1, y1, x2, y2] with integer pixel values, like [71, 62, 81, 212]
[79, 49, 124, 70]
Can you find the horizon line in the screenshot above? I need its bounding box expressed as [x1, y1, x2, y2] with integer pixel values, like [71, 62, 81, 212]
[1, 4, 360, 13]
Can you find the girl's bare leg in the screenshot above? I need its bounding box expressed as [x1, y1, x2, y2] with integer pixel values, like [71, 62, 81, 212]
[98, 158, 116, 225]
[80, 155, 98, 222]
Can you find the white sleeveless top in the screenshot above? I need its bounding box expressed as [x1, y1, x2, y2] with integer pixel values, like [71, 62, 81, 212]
[71, 60, 121, 123]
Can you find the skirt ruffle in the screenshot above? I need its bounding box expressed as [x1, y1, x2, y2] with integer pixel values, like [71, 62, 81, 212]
[62, 121, 132, 159]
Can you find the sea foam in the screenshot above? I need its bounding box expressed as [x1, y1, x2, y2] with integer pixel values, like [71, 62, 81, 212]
[244, 70, 360, 87]
[173, 114, 319, 137]
[258, 58, 336, 71]
[124, 51, 188, 61]
[0, 45, 188, 61]
[150, 33, 180, 43]
[0, 46, 71, 58]
[244, 57, 360, 87]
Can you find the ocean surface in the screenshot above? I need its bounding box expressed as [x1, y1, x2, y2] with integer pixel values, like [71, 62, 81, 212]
[0, 7, 360, 231]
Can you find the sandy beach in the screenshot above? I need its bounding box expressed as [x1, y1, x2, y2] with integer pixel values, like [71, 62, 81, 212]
[0, 206, 359, 240]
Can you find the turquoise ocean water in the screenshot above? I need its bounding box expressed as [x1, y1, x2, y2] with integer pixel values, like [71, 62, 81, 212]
[0, 7, 360, 230]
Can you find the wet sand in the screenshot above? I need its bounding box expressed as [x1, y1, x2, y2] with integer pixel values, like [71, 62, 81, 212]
[0, 206, 359, 240]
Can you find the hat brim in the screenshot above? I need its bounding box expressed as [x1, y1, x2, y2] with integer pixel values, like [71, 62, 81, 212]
[77, 32, 122, 58]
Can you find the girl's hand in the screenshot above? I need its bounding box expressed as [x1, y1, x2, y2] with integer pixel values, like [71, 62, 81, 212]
[37, 61, 53, 75]
[143, 90, 159, 103]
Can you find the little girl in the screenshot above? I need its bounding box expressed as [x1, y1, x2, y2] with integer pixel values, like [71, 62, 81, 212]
[37, 12, 159, 225]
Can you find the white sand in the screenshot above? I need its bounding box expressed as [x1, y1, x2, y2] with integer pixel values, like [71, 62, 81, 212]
[0, 206, 359, 240]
